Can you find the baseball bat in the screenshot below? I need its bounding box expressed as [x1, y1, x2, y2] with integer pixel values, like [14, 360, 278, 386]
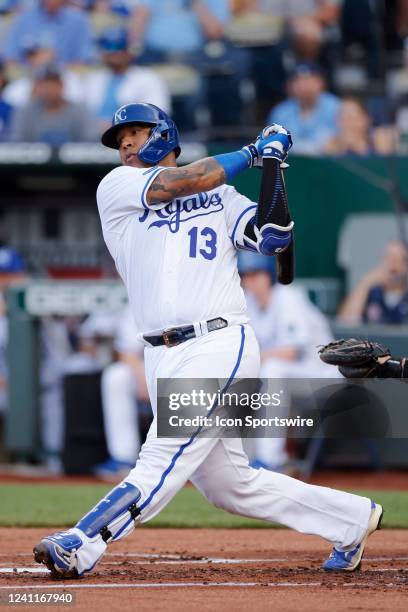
[277, 235, 295, 285]
[261, 157, 295, 285]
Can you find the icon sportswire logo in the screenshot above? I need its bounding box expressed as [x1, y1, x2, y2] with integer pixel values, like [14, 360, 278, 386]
[138, 192, 224, 233]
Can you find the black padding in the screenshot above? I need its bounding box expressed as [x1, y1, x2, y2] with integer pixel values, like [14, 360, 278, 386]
[62, 372, 108, 474]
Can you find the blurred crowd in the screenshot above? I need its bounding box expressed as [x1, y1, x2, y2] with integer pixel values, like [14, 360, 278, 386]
[0, 0, 407, 151]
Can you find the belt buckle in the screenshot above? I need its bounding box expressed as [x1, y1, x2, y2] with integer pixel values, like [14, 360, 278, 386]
[163, 328, 179, 348]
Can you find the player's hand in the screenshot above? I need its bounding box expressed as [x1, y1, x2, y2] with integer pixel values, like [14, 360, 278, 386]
[255, 124, 293, 165]
[242, 124, 293, 168]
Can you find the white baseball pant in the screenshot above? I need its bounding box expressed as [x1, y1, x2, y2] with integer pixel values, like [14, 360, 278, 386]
[122, 323, 371, 550]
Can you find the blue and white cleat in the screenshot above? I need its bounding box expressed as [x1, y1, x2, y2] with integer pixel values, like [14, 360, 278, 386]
[323, 502, 383, 572]
[33, 528, 106, 578]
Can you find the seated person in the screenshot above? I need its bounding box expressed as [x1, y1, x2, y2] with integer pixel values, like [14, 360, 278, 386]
[290, 0, 341, 55]
[130, 0, 230, 60]
[338, 240, 408, 324]
[3, 0, 95, 67]
[239, 251, 336, 470]
[325, 97, 396, 156]
[9, 63, 97, 145]
[268, 63, 340, 155]
[82, 26, 170, 135]
[131, 0, 247, 127]
[2, 42, 83, 109]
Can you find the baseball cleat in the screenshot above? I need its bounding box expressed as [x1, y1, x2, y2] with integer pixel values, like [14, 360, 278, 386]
[33, 528, 107, 578]
[323, 501, 383, 572]
[33, 531, 82, 578]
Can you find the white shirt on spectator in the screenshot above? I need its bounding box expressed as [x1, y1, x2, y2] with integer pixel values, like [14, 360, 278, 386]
[81, 66, 171, 115]
[3, 70, 84, 109]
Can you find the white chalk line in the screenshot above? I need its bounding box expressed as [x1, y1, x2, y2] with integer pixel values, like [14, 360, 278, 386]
[0, 581, 404, 590]
[1, 564, 407, 575]
[1, 553, 408, 562]
[0, 559, 300, 568]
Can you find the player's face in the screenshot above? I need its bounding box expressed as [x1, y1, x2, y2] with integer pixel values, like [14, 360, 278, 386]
[117, 124, 153, 168]
[241, 271, 272, 305]
[382, 241, 408, 285]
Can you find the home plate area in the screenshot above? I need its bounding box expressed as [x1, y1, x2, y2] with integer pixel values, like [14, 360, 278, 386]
[0, 529, 407, 611]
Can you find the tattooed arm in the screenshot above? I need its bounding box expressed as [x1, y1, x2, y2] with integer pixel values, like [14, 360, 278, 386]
[146, 158, 226, 205]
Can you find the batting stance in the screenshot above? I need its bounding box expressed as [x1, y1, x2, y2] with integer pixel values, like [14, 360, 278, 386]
[34, 103, 382, 577]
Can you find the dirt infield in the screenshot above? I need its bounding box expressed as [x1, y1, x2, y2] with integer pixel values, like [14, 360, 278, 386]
[0, 528, 407, 611]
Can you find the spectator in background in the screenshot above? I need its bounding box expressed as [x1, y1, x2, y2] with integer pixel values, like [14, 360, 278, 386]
[3, 0, 95, 67]
[228, 1, 341, 117]
[227, 0, 288, 120]
[2, 42, 83, 109]
[94, 305, 152, 480]
[268, 63, 340, 155]
[9, 63, 97, 145]
[325, 97, 396, 156]
[131, 0, 249, 127]
[0, 61, 13, 141]
[238, 251, 336, 471]
[131, 0, 230, 59]
[82, 26, 170, 134]
[287, 0, 341, 64]
[87, 0, 130, 38]
[339, 240, 408, 325]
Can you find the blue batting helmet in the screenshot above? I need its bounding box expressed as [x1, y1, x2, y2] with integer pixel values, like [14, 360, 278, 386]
[237, 251, 277, 282]
[101, 103, 181, 164]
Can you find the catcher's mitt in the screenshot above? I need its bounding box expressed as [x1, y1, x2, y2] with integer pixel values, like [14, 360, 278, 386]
[318, 338, 393, 378]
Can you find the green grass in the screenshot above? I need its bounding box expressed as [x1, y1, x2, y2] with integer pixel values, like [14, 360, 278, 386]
[0, 484, 407, 528]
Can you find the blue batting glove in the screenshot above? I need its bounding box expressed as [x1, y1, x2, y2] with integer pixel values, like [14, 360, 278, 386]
[255, 124, 293, 166]
[240, 143, 259, 168]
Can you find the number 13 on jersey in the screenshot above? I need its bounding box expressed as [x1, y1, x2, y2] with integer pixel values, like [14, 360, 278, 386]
[188, 226, 217, 261]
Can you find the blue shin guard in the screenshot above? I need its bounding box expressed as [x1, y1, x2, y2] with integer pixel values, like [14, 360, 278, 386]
[76, 482, 141, 543]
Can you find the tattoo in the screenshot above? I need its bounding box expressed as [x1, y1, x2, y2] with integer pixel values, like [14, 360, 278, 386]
[147, 158, 226, 204]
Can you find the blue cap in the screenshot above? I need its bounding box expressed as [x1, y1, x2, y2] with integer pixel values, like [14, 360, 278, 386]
[0, 247, 26, 273]
[289, 62, 323, 79]
[98, 27, 128, 53]
[237, 251, 276, 280]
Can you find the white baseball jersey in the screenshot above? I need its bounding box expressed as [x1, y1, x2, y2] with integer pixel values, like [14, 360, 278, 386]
[246, 284, 333, 358]
[97, 165, 257, 333]
[46, 161, 374, 574]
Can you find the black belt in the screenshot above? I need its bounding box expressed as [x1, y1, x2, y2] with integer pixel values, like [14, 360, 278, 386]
[143, 317, 228, 348]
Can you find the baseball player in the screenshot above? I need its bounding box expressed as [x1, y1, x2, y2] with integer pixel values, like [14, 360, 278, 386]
[95, 304, 151, 479]
[34, 103, 382, 577]
[238, 251, 338, 471]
